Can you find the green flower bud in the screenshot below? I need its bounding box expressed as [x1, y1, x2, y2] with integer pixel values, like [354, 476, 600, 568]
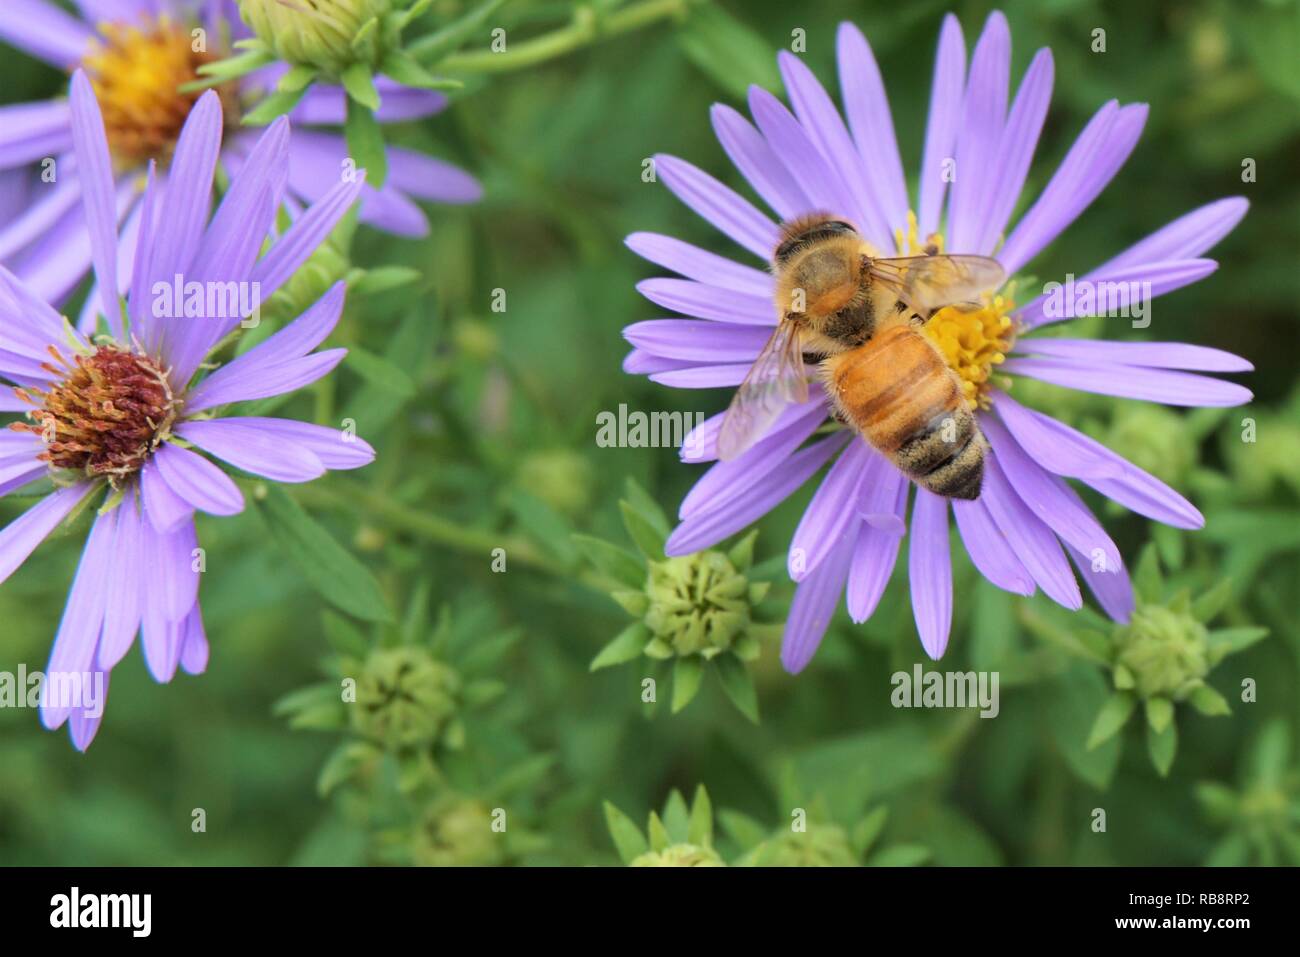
[260, 216, 355, 324]
[762, 823, 858, 867]
[239, 0, 394, 75]
[630, 842, 725, 867]
[1112, 605, 1210, 700]
[1102, 406, 1196, 486]
[516, 450, 592, 517]
[644, 551, 751, 658]
[352, 646, 461, 749]
[412, 797, 504, 867]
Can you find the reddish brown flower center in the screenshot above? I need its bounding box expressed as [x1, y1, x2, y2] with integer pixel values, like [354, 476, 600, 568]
[11, 346, 177, 482]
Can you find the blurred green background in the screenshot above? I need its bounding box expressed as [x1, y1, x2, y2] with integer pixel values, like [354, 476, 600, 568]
[1, 0, 1298, 866]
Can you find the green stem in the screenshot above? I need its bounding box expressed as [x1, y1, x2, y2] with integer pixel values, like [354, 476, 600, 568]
[418, 0, 689, 73]
[295, 479, 547, 566]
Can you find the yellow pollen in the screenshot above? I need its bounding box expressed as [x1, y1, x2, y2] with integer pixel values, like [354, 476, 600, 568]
[80, 17, 236, 169]
[895, 211, 1016, 410]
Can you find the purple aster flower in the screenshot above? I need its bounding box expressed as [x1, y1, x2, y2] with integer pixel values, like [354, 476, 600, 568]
[0, 0, 481, 308]
[623, 12, 1252, 672]
[0, 70, 374, 750]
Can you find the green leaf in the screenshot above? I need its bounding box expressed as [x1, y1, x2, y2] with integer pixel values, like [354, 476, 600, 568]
[727, 530, 758, 571]
[256, 485, 392, 622]
[717, 809, 768, 850]
[688, 785, 713, 847]
[869, 844, 931, 867]
[407, 0, 509, 64]
[340, 62, 381, 110]
[619, 499, 667, 560]
[603, 802, 648, 864]
[1144, 696, 1174, 733]
[646, 811, 670, 852]
[661, 790, 690, 843]
[242, 85, 310, 126]
[677, 2, 781, 99]
[317, 742, 377, 797]
[1133, 544, 1164, 603]
[508, 489, 578, 566]
[321, 610, 371, 658]
[590, 622, 651, 671]
[1147, 718, 1178, 777]
[276, 64, 318, 93]
[378, 50, 462, 90]
[671, 656, 705, 713]
[193, 47, 275, 85]
[713, 653, 759, 723]
[350, 265, 421, 295]
[1207, 626, 1269, 659]
[622, 477, 670, 538]
[571, 533, 646, 589]
[1086, 691, 1136, 750]
[851, 806, 889, 858]
[344, 346, 417, 398]
[1048, 665, 1122, 790]
[344, 95, 388, 187]
[1188, 684, 1231, 717]
[1191, 578, 1233, 623]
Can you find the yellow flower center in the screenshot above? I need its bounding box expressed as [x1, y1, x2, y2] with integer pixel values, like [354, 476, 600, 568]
[80, 17, 237, 169]
[894, 211, 1017, 410]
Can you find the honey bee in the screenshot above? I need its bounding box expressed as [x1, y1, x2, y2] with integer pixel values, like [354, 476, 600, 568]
[717, 214, 1005, 500]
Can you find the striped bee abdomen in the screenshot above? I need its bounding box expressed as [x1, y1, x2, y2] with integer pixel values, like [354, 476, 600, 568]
[824, 326, 985, 500]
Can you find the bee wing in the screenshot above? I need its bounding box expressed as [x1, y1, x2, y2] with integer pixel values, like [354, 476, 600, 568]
[868, 254, 1005, 316]
[717, 320, 810, 461]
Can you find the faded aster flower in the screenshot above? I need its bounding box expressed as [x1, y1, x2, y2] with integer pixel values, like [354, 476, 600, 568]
[0, 0, 480, 308]
[623, 11, 1252, 670]
[0, 72, 374, 749]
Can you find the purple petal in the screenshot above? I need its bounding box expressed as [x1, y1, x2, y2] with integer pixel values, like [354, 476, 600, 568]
[175, 418, 326, 483]
[666, 432, 849, 555]
[654, 153, 781, 260]
[0, 483, 93, 585]
[625, 232, 773, 296]
[909, 488, 953, 659]
[184, 283, 345, 412]
[385, 144, 482, 204]
[679, 409, 724, 462]
[710, 102, 808, 221]
[834, 23, 909, 243]
[998, 102, 1148, 275]
[1067, 543, 1135, 624]
[780, 527, 854, 674]
[992, 392, 1203, 528]
[1013, 337, 1251, 373]
[1017, 259, 1219, 328]
[1004, 356, 1251, 407]
[140, 456, 194, 533]
[208, 417, 375, 470]
[747, 87, 860, 234]
[788, 440, 872, 580]
[846, 476, 908, 622]
[69, 71, 123, 338]
[185, 348, 346, 412]
[148, 91, 224, 292]
[98, 496, 144, 670]
[179, 605, 209, 675]
[1096, 197, 1249, 274]
[67, 672, 108, 752]
[952, 495, 1034, 596]
[636, 278, 774, 325]
[40, 509, 113, 732]
[0, 147, 79, 259]
[624, 319, 772, 363]
[250, 170, 366, 300]
[0, 1, 93, 66]
[917, 14, 966, 236]
[975, 48, 1053, 255]
[649, 362, 751, 389]
[152, 443, 245, 517]
[981, 454, 1081, 609]
[982, 414, 1121, 571]
[857, 450, 907, 534]
[947, 11, 1011, 253]
[680, 400, 827, 514]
